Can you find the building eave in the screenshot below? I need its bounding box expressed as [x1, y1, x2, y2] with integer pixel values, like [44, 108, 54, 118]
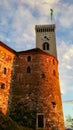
[0, 41, 16, 54]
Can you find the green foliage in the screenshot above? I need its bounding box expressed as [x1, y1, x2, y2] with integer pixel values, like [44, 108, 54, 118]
[0, 112, 33, 130]
[65, 115, 73, 128]
[9, 106, 36, 129]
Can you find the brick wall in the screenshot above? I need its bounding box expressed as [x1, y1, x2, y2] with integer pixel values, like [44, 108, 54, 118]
[8, 49, 65, 130]
[0, 44, 15, 114]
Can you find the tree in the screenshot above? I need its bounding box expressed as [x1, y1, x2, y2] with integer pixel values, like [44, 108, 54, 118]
[65, 115, 73, 128]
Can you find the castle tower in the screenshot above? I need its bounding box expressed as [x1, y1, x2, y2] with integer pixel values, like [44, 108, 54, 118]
[35, 24, 57, 58]
[8, 24, 65, 130]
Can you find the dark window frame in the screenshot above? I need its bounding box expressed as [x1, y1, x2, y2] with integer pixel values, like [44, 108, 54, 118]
[43, 42, 49, 50]
[53, 70, 56, 76]
[27, 66, 31, 73]
[0, 83, 5, 89]
[41, 73, 46, 78]
[27, 56, 31, 62]
[53, 59, 55, 65]
[37, 114, 45, 128]
[3, 67, 6, 74]
[51, 101, 56, 108]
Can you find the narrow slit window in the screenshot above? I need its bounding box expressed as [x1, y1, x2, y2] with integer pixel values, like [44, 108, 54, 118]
[53, 59, 55, 65]
[27, 66, 31, 73]
[27, 56, 31, 62]
[3, 68, 6, 74]
[53, 70, 56, 76]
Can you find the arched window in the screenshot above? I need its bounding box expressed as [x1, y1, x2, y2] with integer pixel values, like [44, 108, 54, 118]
[27, 56, 31, 62]
[3, 67, 6, 74]
[27, 66, 31, 73]
[43, 42, 49, 50]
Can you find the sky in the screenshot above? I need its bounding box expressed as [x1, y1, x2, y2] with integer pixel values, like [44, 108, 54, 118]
[0, 0, 73, 122]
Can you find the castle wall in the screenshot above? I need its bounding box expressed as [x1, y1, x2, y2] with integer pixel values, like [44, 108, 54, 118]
[8, 49, 64, 130]
[0, 45, 15, 114]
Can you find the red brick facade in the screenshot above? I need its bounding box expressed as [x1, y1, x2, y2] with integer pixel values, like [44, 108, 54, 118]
[7, 49, 64, 130]
[0, 41, 15, 114]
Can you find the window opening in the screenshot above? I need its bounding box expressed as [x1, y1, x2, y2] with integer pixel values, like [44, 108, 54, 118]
[27, 56, 31, 62]
[41, 73, 45, 78]
[53, 59, 55, 65]
[3, 67, 6, 74]
[51, 102, 56, 108]
[27, 66, 31, 73]
[0, 83, 5, 89]
[37, 115, 44, 128]
[43, 42, 49, 50]
[53, 70, 56, 76]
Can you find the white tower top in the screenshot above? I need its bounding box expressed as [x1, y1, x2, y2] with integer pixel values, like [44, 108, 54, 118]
[35, 24, 57, 58]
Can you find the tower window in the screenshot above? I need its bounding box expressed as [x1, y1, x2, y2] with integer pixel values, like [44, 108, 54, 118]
[3, 67, 6, 74]
[27, 56, 31, 62]
[27, 66, 31, 73]
[53, 59, 55, 65]
[0, 83, 5, 89]
[51, 102, 56, 108]
[41, 74, 45, 78]
[53, 70, 56, 76]
[43, 42, 49, 50]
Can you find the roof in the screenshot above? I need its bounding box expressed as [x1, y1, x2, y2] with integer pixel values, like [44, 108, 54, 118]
[0, 41, 16, 54]
[35, 24, 55, 29]
[17, 48, 58, 61]
[0, 41, 58, 62]
[35, 24, 55, 33]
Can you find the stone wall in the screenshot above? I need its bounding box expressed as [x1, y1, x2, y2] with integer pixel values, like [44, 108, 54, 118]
[0, 43, 15, 114]
[8, 49, 65, 130]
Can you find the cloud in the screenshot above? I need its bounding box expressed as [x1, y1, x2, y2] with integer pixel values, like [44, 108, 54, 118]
[60, 5, 73, 28]
[0, 0, 73, 97]
[57, 40, 73, 94]
[54, 2, 73, 28]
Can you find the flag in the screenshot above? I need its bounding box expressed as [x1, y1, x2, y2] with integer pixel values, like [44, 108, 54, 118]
[50, 9, 53, 22]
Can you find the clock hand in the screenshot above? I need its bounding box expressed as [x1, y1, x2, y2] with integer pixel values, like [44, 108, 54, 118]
[44, 36, 49, 40]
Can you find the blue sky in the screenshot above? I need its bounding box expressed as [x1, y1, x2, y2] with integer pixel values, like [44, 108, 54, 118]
[0, 0, 73, 122]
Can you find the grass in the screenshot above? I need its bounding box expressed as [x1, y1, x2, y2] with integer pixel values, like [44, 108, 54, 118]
[0, 111, 33, 130]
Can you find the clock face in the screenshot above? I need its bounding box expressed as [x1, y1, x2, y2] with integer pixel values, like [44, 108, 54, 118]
[40, 34, 50, 41]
